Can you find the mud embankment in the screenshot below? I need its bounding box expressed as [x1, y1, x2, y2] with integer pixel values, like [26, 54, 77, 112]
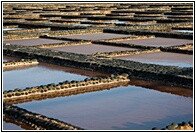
[3, 59, 39, 70]
[104, 27, 192, 39]
[3, 102, 84, 130]
[3, 74, 129, 102]
[160, 43, 193, 55]
[3, 44, 192, 88]
[3, 28, 103, 41]
[152, 121, 193, 130]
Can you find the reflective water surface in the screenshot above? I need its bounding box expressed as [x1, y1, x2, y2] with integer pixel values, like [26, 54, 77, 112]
[172, 30, 193, 33]
[3, 28, 24, 31]
[16, 85, 193, 130]
[4, 38, 68, 46]
[118, 37, 193, 47]
[3, 121, 24, 130]
[47, 44, 138, 55]
[115, 52, 193, 68]
[3, 56, 108, 91]
[62, 33, 132, 40]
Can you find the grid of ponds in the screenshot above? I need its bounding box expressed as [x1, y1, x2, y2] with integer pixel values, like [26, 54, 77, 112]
[15, 84, 193, 130]
[3, 2, 193, 131]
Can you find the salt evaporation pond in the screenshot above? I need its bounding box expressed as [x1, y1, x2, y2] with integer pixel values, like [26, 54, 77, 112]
[118, 37, 193, 47]
[115, 52, 193, 68]
[47, 43, 138, 55]
[61, 33, 132, 40]
[3, 28, 24, 31]
[172, 30, 193, 33]
[16, 84, 193, 130]
[4, 38, 68, 46]
[3, 121, 24, 130]
[3, 56, 107, 91]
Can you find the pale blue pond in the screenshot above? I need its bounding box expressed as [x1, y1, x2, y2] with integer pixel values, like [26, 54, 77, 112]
[173, 30, 193, 33]
[116, 52, 193, 68]
[16, 85, 193, 130]
[3, 56, 107, 91]
[3, 28, 24, 31]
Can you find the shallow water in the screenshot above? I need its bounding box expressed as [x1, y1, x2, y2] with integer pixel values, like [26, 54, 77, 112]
[73, 24, 92, 27]
[3, 28, 24, 31]
[16, 85, 193, 130]
[118, 37, 193, 47]
[4, 38, 68, 46]
[3, 121, 24, 130]
[62, 33, 132, 40]
[47, 43, 138, 55]
[115, 52, 193, 68]
[3, 56, 108, 91]
[172, 30, 193, 33]
[104, 21, 127, 24]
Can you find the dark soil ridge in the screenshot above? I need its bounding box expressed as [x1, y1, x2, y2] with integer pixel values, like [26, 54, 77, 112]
[3, 102, 84, 130]
[3, 74, 129, 99]
[3, 28, 103, 41]
[3, 78, 129, 104]
[160, 43, 193, 55]
[3, 59, 39, 69]
[103, 28, 193, 39]
[3, 44, 193, 88]
[3, 28, 50, 35]
[90, 43, 193, 56]
[152, 121, 193, 130]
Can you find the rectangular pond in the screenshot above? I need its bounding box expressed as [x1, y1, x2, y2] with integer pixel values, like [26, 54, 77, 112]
[3, 120, 34, 130]
[15, 83, 193, 130]
[3, 56, 108, 91]
[46, 43, 138, 55]
[3, 121, 24, 130]
[172, 30, 193, 33]
[3, 28, 24, 31]
[115, 52, 193, 68]
[4, 38, 68, 46]
[118, 37, 193, 47]
[59, 33, 132, 40]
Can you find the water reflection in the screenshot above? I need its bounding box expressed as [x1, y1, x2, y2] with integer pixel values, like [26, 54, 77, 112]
[4, 38, 67, 46]
[47, 43, 137, 55]
[115, 52, 193, 68]
[3, 121, 24, 130]
[172, 30, 193, 33]
[118, 37, 193, 47]
[64, 33, 131, 40]
[16, 85, 193, 130]
[3, 56, 108, 91]
[112, 114, 192, 130]
[3, 119, 33, 130]
[3, 28, 24, 31]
